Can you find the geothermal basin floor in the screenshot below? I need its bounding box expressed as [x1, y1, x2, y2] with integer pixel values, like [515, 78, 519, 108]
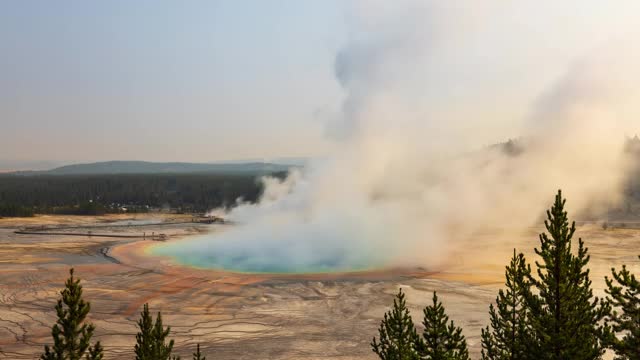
[0, 214, 638, 359]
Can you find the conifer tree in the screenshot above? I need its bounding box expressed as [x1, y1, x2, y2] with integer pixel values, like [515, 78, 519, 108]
[419, 292, 470, 360]
[605, 256, 640, 359]
[524, 190, 610, 359]
[135, 303, 180, 360]
[86, 342, 104, 360]
[41, 268, 104, 360]
[371, 288, 422, 360]
[481, 250, 531, 360]
[193, 343, 206, 360]
[135, 303, 154, 360]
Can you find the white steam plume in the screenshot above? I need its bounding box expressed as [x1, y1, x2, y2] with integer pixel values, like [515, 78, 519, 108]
[164, 1, 640, 272]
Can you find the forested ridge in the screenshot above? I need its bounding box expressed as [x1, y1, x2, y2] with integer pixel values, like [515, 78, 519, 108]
[0, 172, 286, 216]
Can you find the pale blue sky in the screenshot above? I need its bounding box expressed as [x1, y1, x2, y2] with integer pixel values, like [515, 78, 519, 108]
[1, 1, 345, 163]
[2, 1, 640, 166]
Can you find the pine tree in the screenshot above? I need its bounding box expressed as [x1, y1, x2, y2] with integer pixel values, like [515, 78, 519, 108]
[419, 292, 470, 360]
[135, 303, 180, 360]
[524, 190, 610, 359]
[135, 303, 153, 360]
[605, 256, 640, 359]
[193, 343, 206, 360]
[371, 288, 422, 360]
[86, 342, 104, 360]
[41, 268, 104, 360]
[481, 249, 532, 360]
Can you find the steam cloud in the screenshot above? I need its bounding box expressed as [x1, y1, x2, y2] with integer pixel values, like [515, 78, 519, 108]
[160, 1, 640, 272]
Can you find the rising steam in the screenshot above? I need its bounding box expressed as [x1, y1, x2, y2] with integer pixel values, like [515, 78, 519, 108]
[157, 1, 640, 272]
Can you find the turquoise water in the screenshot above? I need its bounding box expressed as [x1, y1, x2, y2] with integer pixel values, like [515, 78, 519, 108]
[150, 235, 382, 274]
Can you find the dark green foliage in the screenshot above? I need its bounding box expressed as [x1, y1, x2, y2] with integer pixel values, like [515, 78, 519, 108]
[41, 268, 103, 360]
[135, 303, 180, 360]
[419, 292, 470, 360]
[481, 250, 531, 360]
[56, 201, 107, 216]
[371, 288, 422, 360]
[0, 203, 34, 217]
[0, 173, 280, 214]
[85, 342, 104, 360]
[193, 344, 206, 360]
[524, 190, 610, 359]
[605, 256, 640, 359]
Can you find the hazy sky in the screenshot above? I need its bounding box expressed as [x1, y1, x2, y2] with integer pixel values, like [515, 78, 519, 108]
[1, 1, 344, 163]
[1, 1, 639, 164]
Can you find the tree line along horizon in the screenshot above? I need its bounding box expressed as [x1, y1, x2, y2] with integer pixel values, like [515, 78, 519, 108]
[36, 190, 640, 359]
[0, 173, 281, 217]
[3, 135, 640, 219]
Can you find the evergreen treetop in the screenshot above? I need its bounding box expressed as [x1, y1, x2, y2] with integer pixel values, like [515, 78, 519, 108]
[481, 249, 531, 360]
[371, 288, 422, 360]
[86, 342, 104, 360]
[420, 291, 470, 360]
[605, 256, 640, 360]
[134, 303, 179, 360]
[193, 343, 206, 360]
[524, 190, 610, 360]
[41, 268, 103, 360]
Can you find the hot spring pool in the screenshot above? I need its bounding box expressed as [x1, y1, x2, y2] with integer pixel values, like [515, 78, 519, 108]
[149, 234, 383, 274]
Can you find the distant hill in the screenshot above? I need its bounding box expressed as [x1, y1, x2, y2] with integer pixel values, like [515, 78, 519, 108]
[10, 160, 295, 176]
